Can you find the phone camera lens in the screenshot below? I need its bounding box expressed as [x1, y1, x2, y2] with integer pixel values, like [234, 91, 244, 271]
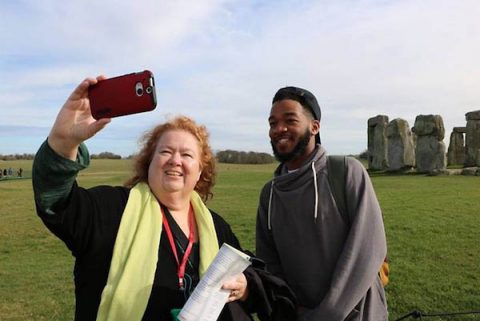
[135, 82, 144, 96]
[146, 87, 152, 94]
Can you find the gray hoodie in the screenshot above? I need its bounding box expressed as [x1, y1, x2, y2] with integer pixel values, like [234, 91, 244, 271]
[256, 145, 387, 321]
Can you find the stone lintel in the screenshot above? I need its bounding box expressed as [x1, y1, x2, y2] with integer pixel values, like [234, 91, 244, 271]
[465, 110, 480, 121]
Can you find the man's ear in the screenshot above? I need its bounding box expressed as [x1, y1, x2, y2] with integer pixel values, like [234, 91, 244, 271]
[311, 120, 320, 136]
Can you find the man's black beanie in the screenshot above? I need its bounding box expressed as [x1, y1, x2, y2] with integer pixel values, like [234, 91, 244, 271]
[272, 86, 321, 144]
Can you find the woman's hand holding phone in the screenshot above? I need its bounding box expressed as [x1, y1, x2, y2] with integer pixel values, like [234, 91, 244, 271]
[48, 76, 111, 160]
[47, 70, 156, 160]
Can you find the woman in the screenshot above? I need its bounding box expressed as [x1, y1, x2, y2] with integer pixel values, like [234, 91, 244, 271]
[32, 76, 257, 321]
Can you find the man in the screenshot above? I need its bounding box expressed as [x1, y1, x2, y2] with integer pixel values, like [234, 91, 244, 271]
[255, 86, 388, 321]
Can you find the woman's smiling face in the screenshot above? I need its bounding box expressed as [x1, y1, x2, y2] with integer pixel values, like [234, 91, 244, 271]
[148, 129, 202, 198]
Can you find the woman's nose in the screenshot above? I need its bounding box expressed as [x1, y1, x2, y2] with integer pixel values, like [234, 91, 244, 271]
[168, 152, 181, 165]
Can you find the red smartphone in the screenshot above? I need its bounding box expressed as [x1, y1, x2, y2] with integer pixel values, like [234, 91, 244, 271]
[88, 70, 157, 120]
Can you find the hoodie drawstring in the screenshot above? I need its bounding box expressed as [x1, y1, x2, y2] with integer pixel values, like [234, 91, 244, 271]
[312, 161, 319, 223]
[267, 180, 274, 230]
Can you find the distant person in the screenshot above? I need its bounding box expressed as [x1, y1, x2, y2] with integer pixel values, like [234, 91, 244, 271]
[17, 167, 23, 177]
[7, 167, 13, 176]
[255, 86, 388, 321]
[3, 169, 7, 177]
[0, 168, 3, 179]
[32, 76, 281, 321]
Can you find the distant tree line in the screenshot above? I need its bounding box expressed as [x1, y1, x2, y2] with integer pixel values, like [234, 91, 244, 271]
[0, 152, 124, 160]
[216, 150, 275, 164]
[358, 150, 369, 160]
[0, 153, 36, 160]
[91, 152, 122, 159]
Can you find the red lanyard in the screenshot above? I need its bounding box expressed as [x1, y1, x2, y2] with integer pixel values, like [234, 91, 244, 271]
[161, 204, 195, 290]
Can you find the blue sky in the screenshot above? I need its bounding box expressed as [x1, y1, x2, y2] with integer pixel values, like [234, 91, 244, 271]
[1, 0, 479, 157]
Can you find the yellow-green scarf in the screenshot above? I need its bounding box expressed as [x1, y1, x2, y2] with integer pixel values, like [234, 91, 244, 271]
[96, 182, 219, 321]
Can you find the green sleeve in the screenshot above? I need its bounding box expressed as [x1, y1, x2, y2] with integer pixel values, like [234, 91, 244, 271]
[32, 139, 90, 215]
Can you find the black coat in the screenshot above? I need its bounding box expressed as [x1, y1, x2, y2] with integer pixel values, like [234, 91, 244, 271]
[37, 184, 261, 321]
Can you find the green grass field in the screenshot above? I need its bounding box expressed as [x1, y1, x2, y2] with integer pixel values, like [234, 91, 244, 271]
[1, 159, 479, 321]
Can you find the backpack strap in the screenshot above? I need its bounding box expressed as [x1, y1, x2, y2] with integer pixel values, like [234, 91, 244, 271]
[326, 155, 349, 226]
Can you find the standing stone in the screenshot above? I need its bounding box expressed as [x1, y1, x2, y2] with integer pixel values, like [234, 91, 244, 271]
[412, 115, 447, 173]
[368, 115, 389, 170]
[386, 118, 415, 171]
[465, 110, 480, 167]
[447, 127, 466, 166]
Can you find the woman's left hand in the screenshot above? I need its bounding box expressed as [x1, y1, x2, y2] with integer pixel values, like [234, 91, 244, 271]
[222, 273, 248, 302]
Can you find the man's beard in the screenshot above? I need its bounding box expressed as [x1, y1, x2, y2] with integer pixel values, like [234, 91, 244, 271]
[271, 128, 311, 163]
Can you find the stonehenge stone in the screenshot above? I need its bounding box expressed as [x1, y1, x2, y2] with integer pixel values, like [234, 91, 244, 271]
[465, 110, 480, 166]
[466, 110, 480, 120]
[447, 127, 465, 166]
[415, 137, 447, 173]
[368, 115, 389, 170]
[386, 118, 415, 171]
[412, 115, 446, 173]
[411, 114, 445, 140]
[461, 167, 480, 176]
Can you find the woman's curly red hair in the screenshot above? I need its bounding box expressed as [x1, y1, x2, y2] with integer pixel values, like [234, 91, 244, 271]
[124, 116, 216, 202]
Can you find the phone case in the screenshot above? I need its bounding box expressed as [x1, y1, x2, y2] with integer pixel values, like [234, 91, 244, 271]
[89, 70, 157, 119]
